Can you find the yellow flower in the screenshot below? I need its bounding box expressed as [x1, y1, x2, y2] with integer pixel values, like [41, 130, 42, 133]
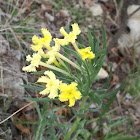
[59, 23, 81, 45]
[32, 35, 40, 45]
[31, 28, 52, 52]
[22, 53, 41, 72]
[37, 71, 61, 99]
[37, 49, 47, 58]
[30, 53, 41, 67]
[31, 44, 43, 52]
[78, 47, 95, 60]
[41, 28, 52, 49]
[45, 40, 60, 65]
[54, 38, 67, 46]
[71, 23, 81, 35]
[31, 35, 43, 52]
[66, 32, 77, 44]
[41, 28, 52, 39]
[59, 82, 82, 107]
[22, 65, 37, 72]
[60, 27, 68, 36]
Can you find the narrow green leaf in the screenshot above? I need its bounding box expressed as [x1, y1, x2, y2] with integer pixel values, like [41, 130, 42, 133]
[77, 34, 83, 44]
[78, 43, 85, 49]
[88, 30, 94, 52]
[93, 28, 97, 47]
[31, 70, 46, 75]
[66, 23, 70, 33]
[91, 54, 105, 82]
[99, 86, 120, 98]
[93, 49, 106, 60]
[34, 102, 42, 121]
[89, 89, 107, 94]
[88, 94, 102, 112]
[103, 64, 112, 88]
[24, 97, 57, 102]
[21, 84, 44, 91]
[100, 86, 120, 118]
[94, 38, 99, 54]
[31, 83, 46, 88]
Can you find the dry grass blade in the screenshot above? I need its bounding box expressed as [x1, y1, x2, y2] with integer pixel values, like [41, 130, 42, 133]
[0, 101, 35, 124]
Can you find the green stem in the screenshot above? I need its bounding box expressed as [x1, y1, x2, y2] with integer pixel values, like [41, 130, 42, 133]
[35, 101, 48, 140]
[56, 57, 71, 74]
[64, 96, 88, 140]
[57, 53, 81, 71]
[39, 61, 71, 76]
[72, 42, 79, 51]
[35, 117, 43, 140]
[84, 61, 91, 91]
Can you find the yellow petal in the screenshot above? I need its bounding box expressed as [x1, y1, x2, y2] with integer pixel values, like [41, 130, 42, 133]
[59, 93, 69, 102]
[72, 23, 81, 35]
[78, 47, 95, 60]
[48, 90, 58, 99]
[32, 35, 40, 45]
[59, 82, 82, 107]
[26, 55, 32, 62]
[37, 76, 49, 83]
[39, 88, 49, 95]
[60, 27, 68, 36]
[22, 65, 36, 72]
[74, 91, 82, 100]
[44, 71, 56, 80]
[31, 44, 43, 52]
[69, 97, 75, 107]
[31, 53, 41, 67]
[68, 32, 77, 44]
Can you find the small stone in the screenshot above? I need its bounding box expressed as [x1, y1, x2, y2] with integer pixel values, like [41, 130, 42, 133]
[90, 4, 103, 16]
[89, 103, 98, 109]
[97, 67, 109, 79]
[45, 12, 54, 22]
[128, 19, 140, 41]
[59, 10, 69, 17]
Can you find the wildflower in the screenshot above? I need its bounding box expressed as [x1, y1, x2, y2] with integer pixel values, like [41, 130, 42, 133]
[71, 23, 81, 35]
[58, 23, 81, 47]
[22, 53, 41, 72]
[31, 28, 52, 52]
[32, 35, 40, 45]
[41, 28, 52, 49]
[37, 71, 61, 99]
[45, 39, 61, 65]
[59, 82, 82, 107]
[37, 49, 47, 58]
[31, 44, 43, 52]
[78, 47, 95, 60]
[46, 47, 59, 65]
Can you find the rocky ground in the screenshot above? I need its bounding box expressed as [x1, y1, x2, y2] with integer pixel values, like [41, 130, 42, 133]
[0, 0, 140, 139]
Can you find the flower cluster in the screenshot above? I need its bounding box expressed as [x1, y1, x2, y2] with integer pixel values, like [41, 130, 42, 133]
[59, 82, 82, 107]
[23, 23, 95, 106]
